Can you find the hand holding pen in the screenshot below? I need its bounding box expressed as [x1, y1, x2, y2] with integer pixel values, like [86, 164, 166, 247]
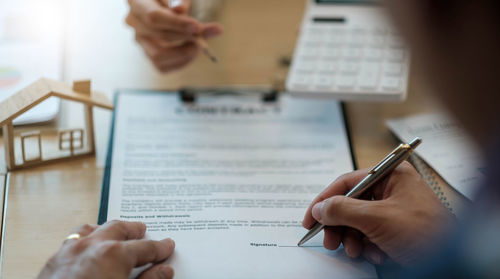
[300, 138, 457, 266]
[126, 0, 222, 72]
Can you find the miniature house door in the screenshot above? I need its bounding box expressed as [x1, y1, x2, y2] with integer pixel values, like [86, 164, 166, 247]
[20, 131, 42, 163]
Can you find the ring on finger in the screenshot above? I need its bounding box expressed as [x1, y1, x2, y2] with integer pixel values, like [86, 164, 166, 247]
[66, 233, 82, 240]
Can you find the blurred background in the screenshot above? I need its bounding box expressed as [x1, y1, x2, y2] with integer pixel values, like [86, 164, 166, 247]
[0, 0, 305, 166]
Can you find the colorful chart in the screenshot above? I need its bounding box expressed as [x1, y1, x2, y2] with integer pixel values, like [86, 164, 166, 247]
[0, 67, 22, 89]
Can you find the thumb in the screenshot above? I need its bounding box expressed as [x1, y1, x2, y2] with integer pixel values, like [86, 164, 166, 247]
[164, 0, 192, 14]
[312, 196, 386, 237]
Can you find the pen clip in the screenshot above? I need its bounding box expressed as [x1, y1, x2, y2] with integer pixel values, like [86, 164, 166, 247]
[369, 144, 406, 174]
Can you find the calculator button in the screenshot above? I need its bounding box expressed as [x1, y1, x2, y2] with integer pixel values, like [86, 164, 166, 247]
[292, 75, 313, 88]
[295, 61, 316, 73]
[329, 28, 346, 36]
[381, 77, 402, 91]
[318, 62, 337, 74]
[359, 75, 379, 90]
[298, 47, 318, 57]
[364, 48, 383, 61]
[315, 76, 334, 89]
[384, 62, 403, 76]
[304, 40, 323, 48]
[368, 34, 385, 47]
[324, 41, 343, 48]
[337, 76, 356, 89]
[387, 35, 405, 48]
[340, 62, 359, 75]
[322, 48, 341, 59]
[386, 49, 405, 62]
[360, 62, 380, 76]
[343, 48, 362, 60]
[327, 32, 347, 44]
[349, 35, 365, 46]
[306, 26, 324, 35]
[371, 28, 388, 36]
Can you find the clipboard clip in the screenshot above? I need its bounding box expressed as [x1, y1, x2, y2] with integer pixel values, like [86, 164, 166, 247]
[179, 87, 279, 103]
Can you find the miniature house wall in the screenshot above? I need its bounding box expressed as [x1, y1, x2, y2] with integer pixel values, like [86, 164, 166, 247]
[0, 78, 113, 170]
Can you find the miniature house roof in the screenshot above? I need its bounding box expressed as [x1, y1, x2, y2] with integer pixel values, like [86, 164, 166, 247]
[0, 78, 113, 126]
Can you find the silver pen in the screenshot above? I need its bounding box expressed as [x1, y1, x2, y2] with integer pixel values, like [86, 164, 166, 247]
[298, 137, 422, 247]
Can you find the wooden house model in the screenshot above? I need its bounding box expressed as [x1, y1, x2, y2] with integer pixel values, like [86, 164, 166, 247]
[0, 78, 113, 170]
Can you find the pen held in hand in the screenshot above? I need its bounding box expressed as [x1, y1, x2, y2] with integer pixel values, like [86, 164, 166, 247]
[298, 137, 423, 247]
[165, 0, 218, 63]
[195, 37, 218, 63]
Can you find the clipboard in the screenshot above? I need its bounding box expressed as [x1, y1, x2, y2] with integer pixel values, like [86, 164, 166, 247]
[98, 88, 357, 225]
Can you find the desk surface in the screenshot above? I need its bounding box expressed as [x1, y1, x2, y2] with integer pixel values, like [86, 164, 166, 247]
[0, 0, 444, 278]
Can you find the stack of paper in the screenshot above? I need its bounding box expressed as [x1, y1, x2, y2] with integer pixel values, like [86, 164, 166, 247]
[386, 113, 486, 200]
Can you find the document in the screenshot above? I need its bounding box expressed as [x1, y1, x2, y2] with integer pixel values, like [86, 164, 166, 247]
[386, 113, 486, 200]
[103, 91, 376, 279]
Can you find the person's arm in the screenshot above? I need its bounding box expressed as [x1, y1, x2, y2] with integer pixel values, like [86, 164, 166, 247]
[126, 0, 223, 73]
[37, 221, 175, 279]
[302, 162, 456, 267]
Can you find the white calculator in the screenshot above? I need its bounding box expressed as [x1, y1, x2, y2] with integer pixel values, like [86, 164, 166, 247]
[287, 0, 410, 102]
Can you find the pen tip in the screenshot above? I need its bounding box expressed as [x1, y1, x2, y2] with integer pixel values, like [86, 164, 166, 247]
[297, 238, 306, 247]
[202, 49, 218, 63]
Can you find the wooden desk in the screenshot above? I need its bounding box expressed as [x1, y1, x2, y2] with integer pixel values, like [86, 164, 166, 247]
[0, 0, 445, 278]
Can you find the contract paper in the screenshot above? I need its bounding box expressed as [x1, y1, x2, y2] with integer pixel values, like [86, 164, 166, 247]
[386, 113, 486, 200]
[104, 91, 376, 279]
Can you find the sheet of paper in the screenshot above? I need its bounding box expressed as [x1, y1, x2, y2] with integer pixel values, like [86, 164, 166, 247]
[386, 113, 486, 199]
[104, 91, 376, 279]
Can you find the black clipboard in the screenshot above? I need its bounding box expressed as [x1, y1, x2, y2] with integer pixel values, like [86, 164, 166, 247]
[98, 89, 358, 225]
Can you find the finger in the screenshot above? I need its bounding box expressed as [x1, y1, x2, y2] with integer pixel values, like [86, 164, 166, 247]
[311, 195, 387, 237]
[342, 228, 363, 258]
[90, 220, 146, 241]
[137, 37, 198, 72]
[70, 224, 98, 237]
[374, 161, 423, 200]
[129, 0, 202, 33]
[323, 226, 342, 250]
[138, 264, 175, 279]
[157, 55, 197, 73]
[127, 14, 196, 43]
[201, 22, 224, 39]
[123, 238, 175, 267]
[302, 169, 370, 229]
[137, 35, 198, 60]
[63, 224, 99, 245]
[165, 0, 192, 14]
[362, 238, 387, 265]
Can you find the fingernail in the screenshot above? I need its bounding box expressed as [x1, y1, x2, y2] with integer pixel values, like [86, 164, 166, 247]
[165, 238, 175, 245]
[161, 265, 174, 278]
[204, 28, 222, 38]
[312, 202, 324, 222]
[344, 246, 351, 256]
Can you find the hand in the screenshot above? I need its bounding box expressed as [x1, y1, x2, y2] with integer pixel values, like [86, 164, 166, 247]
[126, 0, 223, 73]
[302, 162, 456, 267]
[37, 221, 175, 279]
